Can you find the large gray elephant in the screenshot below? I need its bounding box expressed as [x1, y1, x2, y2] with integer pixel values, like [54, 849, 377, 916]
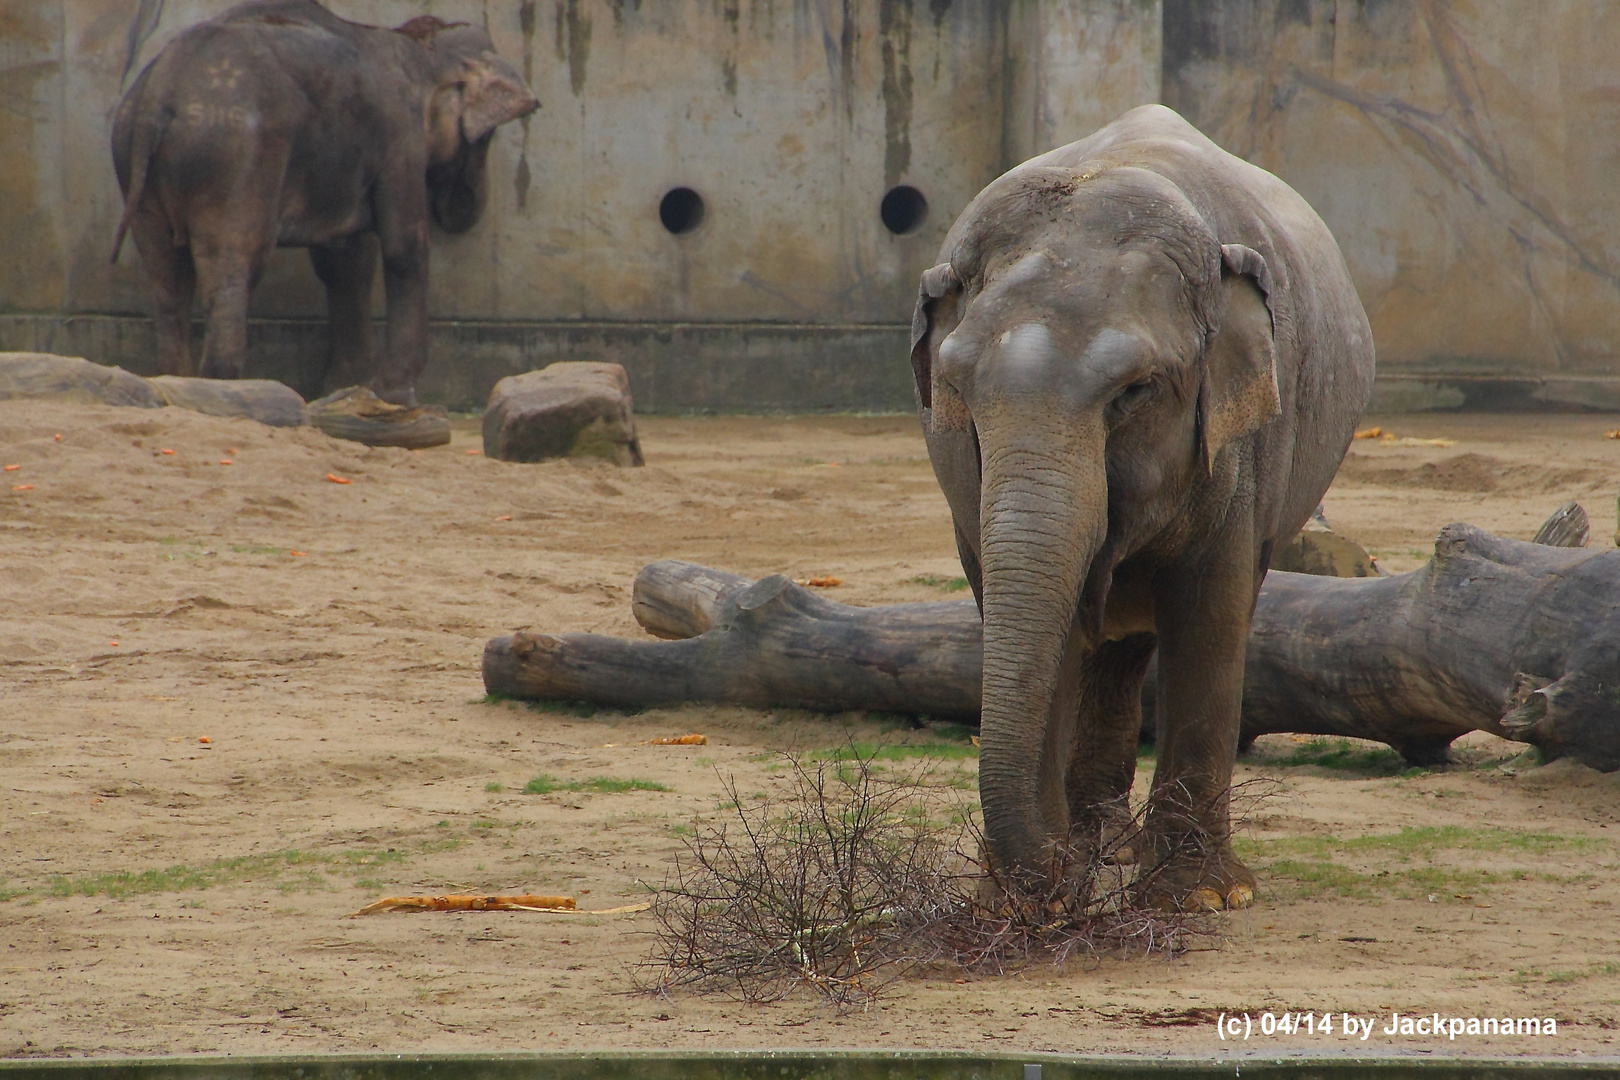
[111, 0, 538, 405]
[910, 105, 1375, 909]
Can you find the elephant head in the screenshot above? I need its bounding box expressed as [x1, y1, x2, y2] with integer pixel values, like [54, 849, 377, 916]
[404, 18, 539, 234]
[910, 164, 1280, 882]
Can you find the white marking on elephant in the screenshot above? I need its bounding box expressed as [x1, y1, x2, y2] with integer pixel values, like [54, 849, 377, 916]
[995, 321, 1060, 394]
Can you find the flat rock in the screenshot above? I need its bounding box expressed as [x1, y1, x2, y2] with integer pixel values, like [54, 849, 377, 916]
[148, 376, 308, 428]
[1272, 505, 1381, 577]
[307, 386, 451, 449]
[0, 352, 163, 408]
[482, 362, 645, 466]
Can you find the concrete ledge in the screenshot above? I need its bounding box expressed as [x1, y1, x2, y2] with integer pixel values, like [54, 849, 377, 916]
[0, 1053, 1614, 1080]
[0, 315, 915, 414]
[5, 315, 1620, 414]
[1369, 374, 1620, 414]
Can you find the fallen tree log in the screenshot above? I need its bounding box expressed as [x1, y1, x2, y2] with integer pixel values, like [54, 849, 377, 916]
[483, 523, 1620, 772]
[485, 562, 982, 720]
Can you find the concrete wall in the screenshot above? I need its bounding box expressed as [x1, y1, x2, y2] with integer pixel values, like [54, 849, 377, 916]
[1162, 0, 1620, 397]
[2, 0, 1618, 410]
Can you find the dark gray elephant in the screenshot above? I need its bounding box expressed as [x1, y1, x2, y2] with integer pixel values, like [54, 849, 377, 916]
[910, 105, 1375, 908]
[111, 0, 538, 405]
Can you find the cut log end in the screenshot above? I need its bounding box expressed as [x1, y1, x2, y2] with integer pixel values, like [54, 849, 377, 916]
[1531, 501, 1589, 548]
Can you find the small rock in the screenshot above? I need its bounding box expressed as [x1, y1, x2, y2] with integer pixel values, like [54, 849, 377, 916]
[0, 352, 162, 408]
[1274, 526, 1380, 577]
[307, 386, 451, 449]
[148, 376, 308, 427]
[482, 362, 644, 466]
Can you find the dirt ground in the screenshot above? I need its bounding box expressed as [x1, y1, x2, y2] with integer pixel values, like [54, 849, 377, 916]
[2, 401, 1619, 1060]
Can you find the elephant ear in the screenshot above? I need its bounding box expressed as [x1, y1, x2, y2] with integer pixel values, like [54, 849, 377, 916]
[909, 262, 961, 413]
[1199, 243, 1280, 472]
[458, 56, 538, 145]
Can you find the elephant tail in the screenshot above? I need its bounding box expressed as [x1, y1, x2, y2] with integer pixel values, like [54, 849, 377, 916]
[110, 53, 179, 264]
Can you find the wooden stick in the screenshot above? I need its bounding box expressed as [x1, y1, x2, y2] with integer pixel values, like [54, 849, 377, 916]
[352, 894, 575, 915]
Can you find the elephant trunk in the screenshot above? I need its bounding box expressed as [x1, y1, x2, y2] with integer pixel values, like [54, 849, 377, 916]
[428, 135, 492, 235]
[975, 415, 1109, 883]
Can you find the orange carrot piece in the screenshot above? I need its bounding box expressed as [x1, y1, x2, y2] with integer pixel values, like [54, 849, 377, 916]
[642, 734, 707, 745]
[352, 894, 576, 916]
[326, 473, 351, 484]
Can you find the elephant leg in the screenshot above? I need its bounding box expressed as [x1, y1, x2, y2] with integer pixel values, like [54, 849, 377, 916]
[191, 232, 271, 381]
[128, 210, 196, 377]
[311, 235, 378, 395]
[1141, 529, 1259, 911]
[372, 180, 430, 406]
[1065, 633, 1157, 859]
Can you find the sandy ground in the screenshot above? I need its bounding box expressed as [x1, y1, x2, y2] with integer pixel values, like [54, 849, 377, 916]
[2, 402, 1619, 1060]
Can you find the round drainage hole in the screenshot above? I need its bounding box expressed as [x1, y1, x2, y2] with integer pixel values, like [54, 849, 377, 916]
[880, 184, 928, 235]
[659, 187, 706, 235]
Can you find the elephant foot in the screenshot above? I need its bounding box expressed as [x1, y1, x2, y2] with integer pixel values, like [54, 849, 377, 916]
[1138, 848, 1257, 912]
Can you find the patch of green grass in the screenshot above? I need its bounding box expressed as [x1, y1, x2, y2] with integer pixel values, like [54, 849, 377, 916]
[470, 692, 637, 718]
[1541, 962, 1620, 985]
[524, 774, 671, 795]
[908, 574, 971, 592]
[1248, 825, 1602, 861]
[0, 880, 20, 903]
[868, 711, 922, 732]
[809, 742, 978, 763]
[1266, 737, 1409, 775]
[230, 544, 287, 556]
[927, 722, 979, 744]
[485, 782, 504, 793]
[41, 842, 454, 901]
[1237, 826, 1604, 902]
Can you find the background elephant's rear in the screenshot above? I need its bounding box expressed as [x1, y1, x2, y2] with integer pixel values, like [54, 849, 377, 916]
[112, 14, 378, 379]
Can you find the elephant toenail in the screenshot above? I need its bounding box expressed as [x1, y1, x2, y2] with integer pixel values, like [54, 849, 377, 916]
[1226, 884, 1255, 909]
[1185, 887, 1225, 912]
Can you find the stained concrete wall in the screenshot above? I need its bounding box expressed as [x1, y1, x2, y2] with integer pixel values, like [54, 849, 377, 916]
[1162, 0, 1620, 409]
[2, 0, 1618, 410]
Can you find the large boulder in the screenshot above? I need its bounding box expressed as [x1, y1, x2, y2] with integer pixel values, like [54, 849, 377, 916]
[148, 376, 308, 427]
[0, 352, 163, 408]
[482, 362, 645, 466]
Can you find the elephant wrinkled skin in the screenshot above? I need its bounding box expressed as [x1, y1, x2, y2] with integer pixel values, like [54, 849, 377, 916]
[111, 0, 538, 405]
[910, 105, 1375, 907]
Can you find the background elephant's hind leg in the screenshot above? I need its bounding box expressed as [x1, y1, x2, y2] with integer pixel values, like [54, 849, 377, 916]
[128, 210, 196, 377]
[311, 235, 379, 395]
[192, 239, 270, 381]
[1065, 633, 1157, 865]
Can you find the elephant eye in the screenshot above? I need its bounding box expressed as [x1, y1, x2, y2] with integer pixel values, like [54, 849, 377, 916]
[1109, 378, 1156, 420]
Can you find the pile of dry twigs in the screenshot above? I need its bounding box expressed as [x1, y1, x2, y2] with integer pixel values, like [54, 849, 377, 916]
[639, 748, 1226, 1008]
